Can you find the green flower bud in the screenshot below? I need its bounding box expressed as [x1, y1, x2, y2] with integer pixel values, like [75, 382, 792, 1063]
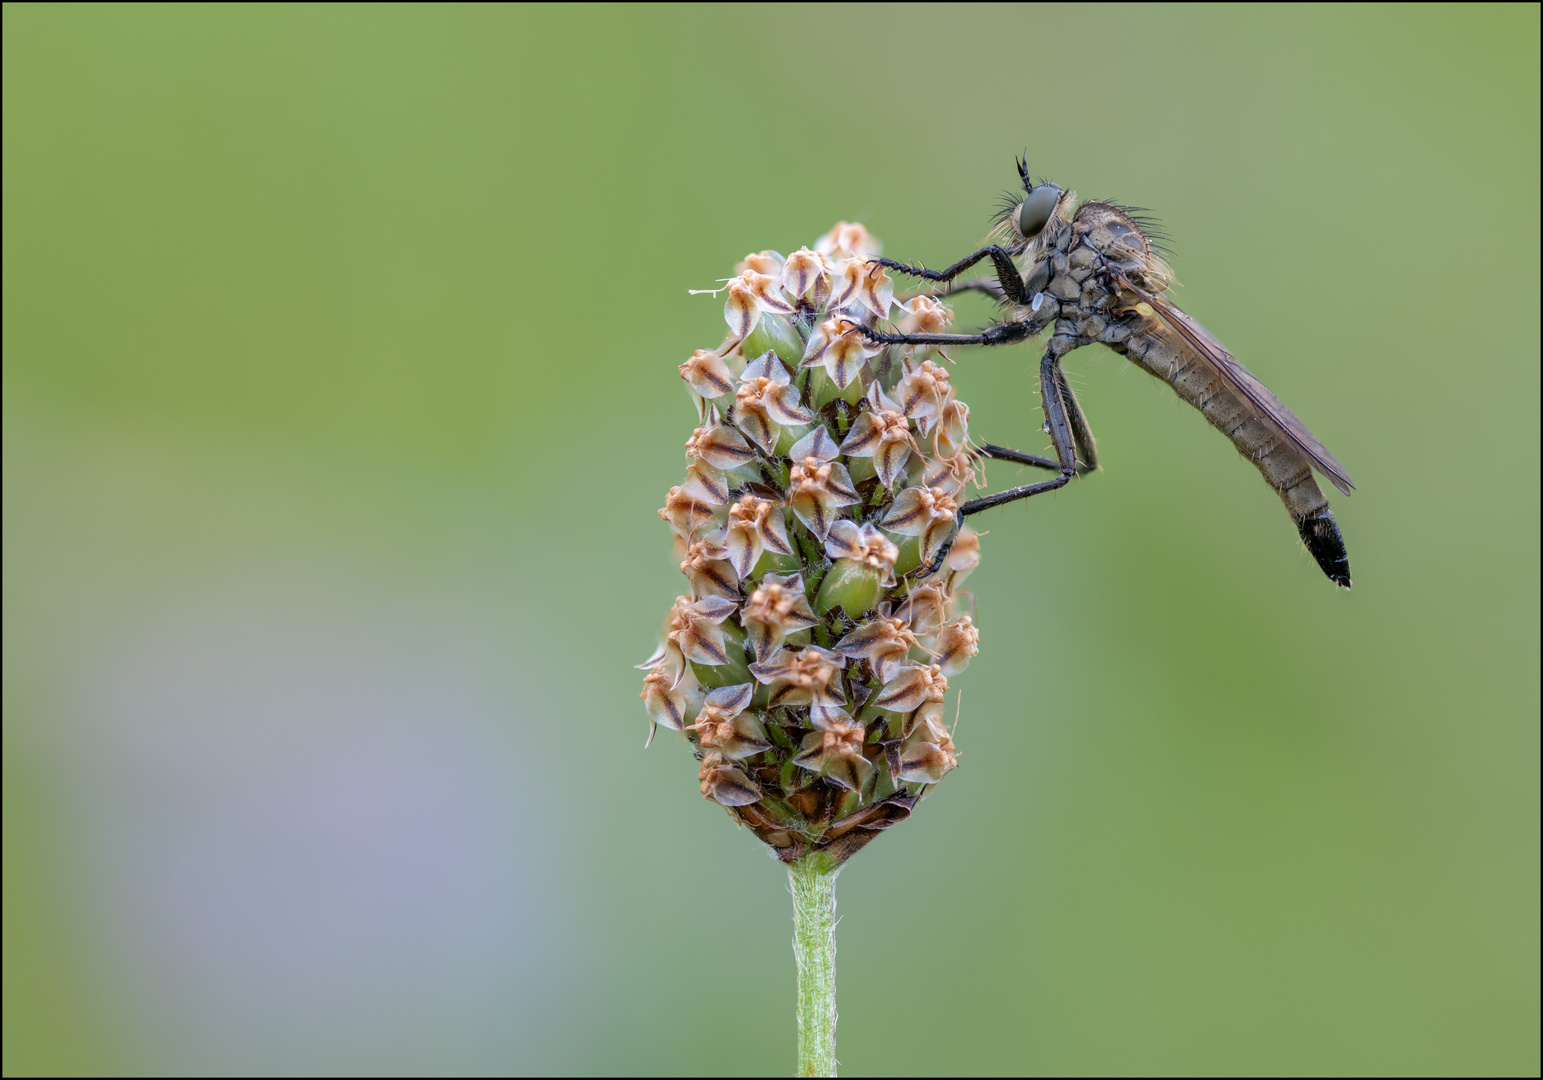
[814, 557, 882, 617]
[742, 312, 804, 368]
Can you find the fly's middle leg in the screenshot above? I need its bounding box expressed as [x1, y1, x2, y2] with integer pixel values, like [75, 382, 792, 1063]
[913, 350, 1085, 578]
[958, 350, 1080, 516]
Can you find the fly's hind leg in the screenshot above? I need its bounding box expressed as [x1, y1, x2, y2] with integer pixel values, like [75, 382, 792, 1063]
[1055, 369, 1099, 471]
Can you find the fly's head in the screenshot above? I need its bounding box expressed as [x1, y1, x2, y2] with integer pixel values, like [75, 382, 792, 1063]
[991, 156, 1077, 307]
[993, 156, 1075, 247]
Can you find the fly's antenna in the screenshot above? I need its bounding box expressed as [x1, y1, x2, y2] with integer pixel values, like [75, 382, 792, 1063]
[1015, 151, 1032, 191]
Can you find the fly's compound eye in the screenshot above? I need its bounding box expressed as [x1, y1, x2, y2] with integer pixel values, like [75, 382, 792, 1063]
[1017, 183, 1061, 238]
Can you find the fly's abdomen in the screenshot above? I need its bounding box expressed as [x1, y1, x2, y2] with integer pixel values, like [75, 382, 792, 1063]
[1115, 321, 1331, 525]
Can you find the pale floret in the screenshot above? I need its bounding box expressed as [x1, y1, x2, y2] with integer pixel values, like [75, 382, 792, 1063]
[833, 615, 922, 682]
[785, 427, 860, 541]
[749, 644, 846, 720]
[814, 221, 881, 261]
[658, 481, 719, 539]
[717, 494, 793, 578]
[679, 538, 740, 600]
[932, 616, 980, 675]
[640, 662, 694, 737]
[792, 711, 873, 793]
[801, 316, 881, 389]
[699, 751, 763, 806]
[688, 683, 772, 761]
[880, 484, 961, 567]
[742, 572, 819, 661]
[823, 521, 899, 587]
[724, 270, 795, 338]
[892, 359, 955, 435]
[827, 259, 895, 320]
[780, 247, 835, 307]
[734, 352, 815, 453]
[680, 348, 736, 399]
[664, 594, 739, 679]
[684, 406, 756, 471]
[838, 383, 916, 489]
[944, 528, 981, 589]
[734, 250, 786, 278]
[872, 661, 949, 715]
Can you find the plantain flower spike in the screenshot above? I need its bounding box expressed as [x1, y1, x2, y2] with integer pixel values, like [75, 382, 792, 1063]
[641, 222, 994, 867]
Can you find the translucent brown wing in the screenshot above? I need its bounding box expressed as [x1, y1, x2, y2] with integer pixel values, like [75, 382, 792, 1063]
[1117, 273, 1356, 496]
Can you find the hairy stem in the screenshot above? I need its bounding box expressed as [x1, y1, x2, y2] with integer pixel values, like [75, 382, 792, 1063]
[790, 850, 841, 1077]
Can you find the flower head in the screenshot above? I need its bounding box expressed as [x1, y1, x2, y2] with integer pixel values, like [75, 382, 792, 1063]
[646, 220, 989, 866]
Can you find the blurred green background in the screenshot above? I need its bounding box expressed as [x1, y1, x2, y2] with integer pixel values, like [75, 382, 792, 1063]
[3, 4, 1537, 1075]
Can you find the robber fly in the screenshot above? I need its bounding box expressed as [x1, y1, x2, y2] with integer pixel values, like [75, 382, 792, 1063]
[864, 157, 1355, 587]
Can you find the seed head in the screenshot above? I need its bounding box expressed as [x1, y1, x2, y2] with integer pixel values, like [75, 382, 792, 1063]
[643, 223, 993, 866]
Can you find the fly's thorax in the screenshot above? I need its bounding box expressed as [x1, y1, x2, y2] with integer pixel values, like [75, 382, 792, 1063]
[1073, 200, 1172, 292]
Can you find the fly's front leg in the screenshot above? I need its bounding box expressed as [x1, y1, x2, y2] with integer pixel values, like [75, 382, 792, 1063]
[875, 247, 1029, 306]
[920, 277, 1006, 303]
[860, 320, 1035, 350]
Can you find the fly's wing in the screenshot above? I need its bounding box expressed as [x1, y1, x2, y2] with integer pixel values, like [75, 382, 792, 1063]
[1121, 275, 1356, 496]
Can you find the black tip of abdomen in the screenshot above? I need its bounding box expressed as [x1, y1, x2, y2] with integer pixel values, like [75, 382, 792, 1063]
[1299, 509, 1352, 588]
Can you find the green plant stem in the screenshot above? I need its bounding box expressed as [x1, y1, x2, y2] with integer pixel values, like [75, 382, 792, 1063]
[790, 850, 841, 1077]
